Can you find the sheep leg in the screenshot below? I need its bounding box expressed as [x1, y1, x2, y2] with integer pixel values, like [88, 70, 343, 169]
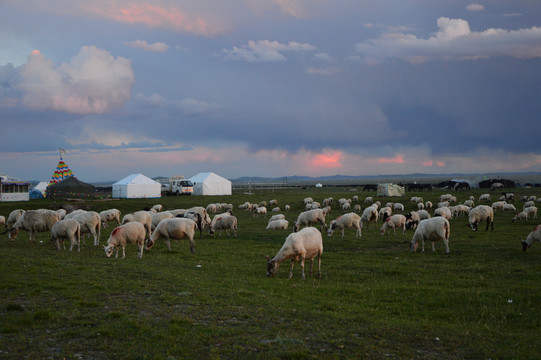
[341, 229, 345, 238]
[421, 239, 425, 253]
[317, 253, 322, 278]
[443, 239, 450, 254]
[300, 258, 306, 280]
[431, 241, 435, 252]
[137, 244, 143, 258]
[189, 238, 196, 254]
[121, 246, 126, 259]
[309, 258, 314, 276]
[289, 259, 295, 279]
[165, 239, 172, 251]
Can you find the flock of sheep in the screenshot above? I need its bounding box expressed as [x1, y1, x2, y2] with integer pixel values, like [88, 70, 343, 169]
[1, 190, 541, 279]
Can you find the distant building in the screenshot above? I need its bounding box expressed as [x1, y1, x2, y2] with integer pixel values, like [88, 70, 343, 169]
[0, 173, 30, 202]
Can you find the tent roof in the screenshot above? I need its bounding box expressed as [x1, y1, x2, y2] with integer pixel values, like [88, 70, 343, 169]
[189, 172, 230, 183]
[114, 173, 160, 185]
[32, 182, 49, 192]
[47, 176, 94, 190]
[0, 173, 29, 185]
[48, 157, 75, 186]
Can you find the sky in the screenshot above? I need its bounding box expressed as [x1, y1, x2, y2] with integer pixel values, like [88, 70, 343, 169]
[1, 0, 541, 182]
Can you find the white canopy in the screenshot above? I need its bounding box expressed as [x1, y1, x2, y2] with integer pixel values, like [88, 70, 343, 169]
[112, 173, 161, 199]
[189, 172, 231, 196]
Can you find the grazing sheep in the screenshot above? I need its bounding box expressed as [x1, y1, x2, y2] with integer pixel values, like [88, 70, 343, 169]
[293, 209, 327, 232]
[238, 202, 253, 211]
[464, 199, 475, 208]
[209, 214, 238, 238]
[99, 209, 121, 229]
[72, 211, 101, 246]
[0, 216, 5, 232]
[380, 214, 407, 235]
[491, 201, 506, 213]
[525, 206, 538, 220]
[51, 219, 81, 252]
[425, 201, 433, 211]
[272, 207, 281, 212]
[353, 204, 361, 212]
[303, 198, 314, 206]
[56, 209, 67, 219]
[64, 209, 86, 219]
[9, 209, 61, 242]
[152, 204, 163, 212]
[439, 194, 452, 202]
[284, 205, 291, 211]
[468, 205, 494, 231]
[5, 209, 24, 233]
[364, 196, 373, 204]
[253, 206, 267, 218]
[268, 199, 278, 208]
[479, 194, 491, 203]
[266, 219, 289, 230]
[512, 212, 529, 223]
[206, 203, 217, 214]
[186, 206, 212, 229]
[342, 203, 351, 212]
[410, 217, 450, 253]
[151, 211, 175, 230]
[434, 207, 452, 221]
[405, 211, 421, 230]
[503, 204, 517, 213]
[122, 210, 153, 237]
[521, 224, 541, 251]
[393, 203, 404, 213]
[379, 207, 392, 221]
[523, 201, 535, 210]
[361, 205, 378, 229]
[103, 222, 146, 259]
[451, 205, 471, 217]
[146, 218, 197, 253]
[266, 227, 323, 279]
[417, 202, 425, 211]
[268, 214, 286, 223]
[417, 209, 431, 221]
[327, 213, 362, 238]
[176, 211, 204, 239]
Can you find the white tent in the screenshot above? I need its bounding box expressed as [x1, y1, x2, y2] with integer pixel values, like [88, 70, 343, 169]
[112, 174, 161, 199]
[189, 172, 232, 196]
[29, 182, 49, 199]
[377, 183, 405, 197]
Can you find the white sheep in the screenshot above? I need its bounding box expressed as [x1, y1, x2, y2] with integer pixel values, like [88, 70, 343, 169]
[425, 201, 433, 211]
[327, 213, 362, 238]
[439, 194, 452, 202]
[272, 207, 281, 212]
[417, 202, 425, 211]
[268, 214, 286, 223]
[268, 199, 278, 208]
[405, 211, 421, 230]
[56, 209, 67, 219]
[393, 203, 404, 213]
[464, 199, 475, 208]
[378, 207, 392, 221]
[410, 217, 450, 253]
[99, 209, 121, 229]
[525, 206, 538, 220]
[380, 214, 407, 235]
[284, 205, 291, 211]
[0, 215, 5, 230]
[266, 219, 289, 230]
[341, 203, 351, 212]
[185, 206, 212, 229]
[9, 209, 61, 242]
[206, 203, 217, 214]
[151, 211, 174, 230]
[72, 211, 101, 246]
[512, 211, 529, 223]
[122, 210, 153, 237]
[253, 206, 268, 218]
[6, 209, 25, 232]
[353, 204, 361, 212]
[103, 222, 146, 258]
[360, 205, 378, 229]
[64, 209, 86, 219]
[468, 205, 494, 231]
[523, 201, 535, 210]
[209, 214, 238, 238]
[146, 218, 197, 253]
[51, 219, 81, 252]
[491, 201, 506, 213]
[266, 227, 323, 279]
[238, 202, 253, 211]
[522, 224, 541, 251]
[503, 204, 517, 213]
[152, 204, 163, 212]
[434, 207, 452, 221]
[364, 196, 373, 204]
[479, 194, 491, 203]
[417, 209, 431, 221]
[293, 209, 327, 232]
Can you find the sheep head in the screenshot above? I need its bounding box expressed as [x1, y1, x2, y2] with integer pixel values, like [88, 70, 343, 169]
[103, 245, 115, 258]
[522, 240, 530, 251]
[266, 257, 279, 277]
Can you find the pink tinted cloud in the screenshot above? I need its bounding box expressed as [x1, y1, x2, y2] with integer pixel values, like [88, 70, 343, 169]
[86, 2, 224, 36]
[311, 151, 343, 169]
[376, 154, 405, 164]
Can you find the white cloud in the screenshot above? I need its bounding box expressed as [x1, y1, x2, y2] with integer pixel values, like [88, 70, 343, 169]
[223, 40, 316, 62]
[136, 93, 218, 115]
[466, 4, 484, 12]
[124, 40, 170, 53]
[355, 17, 541, 63]
[306, 67, 340, 75]
[18, 46, 134, 114]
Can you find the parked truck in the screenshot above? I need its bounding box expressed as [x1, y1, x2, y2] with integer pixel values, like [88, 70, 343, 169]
[161, 176, 194, 196]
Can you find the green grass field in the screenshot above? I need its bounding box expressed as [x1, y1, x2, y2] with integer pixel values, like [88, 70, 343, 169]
[1, 187, 540, 359]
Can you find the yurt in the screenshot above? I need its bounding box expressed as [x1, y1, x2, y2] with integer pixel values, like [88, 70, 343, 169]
[46, 177, 96, 199]
[0, 173, 30, 202]
[112, 174, 161, 199]
[189, 172, 232, 196]
[29, 182, 49, 199]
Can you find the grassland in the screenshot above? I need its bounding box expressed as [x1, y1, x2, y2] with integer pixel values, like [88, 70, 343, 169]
[1, 187, 541, 359]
